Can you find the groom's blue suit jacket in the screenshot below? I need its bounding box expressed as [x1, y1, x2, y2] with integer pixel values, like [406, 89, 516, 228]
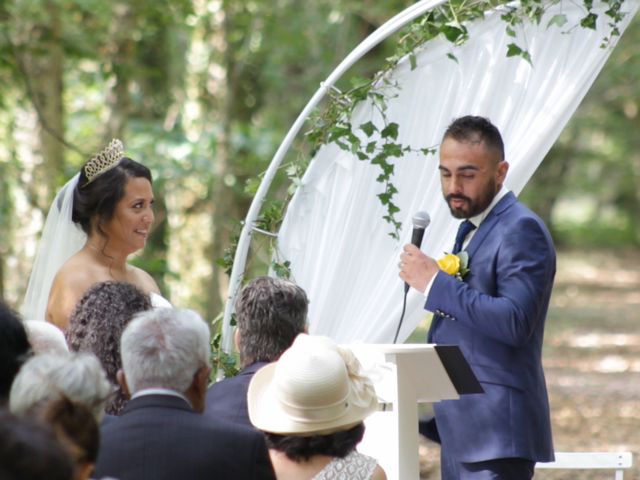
[426, 192, 555, 463]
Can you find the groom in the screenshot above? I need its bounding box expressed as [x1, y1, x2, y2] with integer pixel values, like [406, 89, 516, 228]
[399, 116, 555, 479]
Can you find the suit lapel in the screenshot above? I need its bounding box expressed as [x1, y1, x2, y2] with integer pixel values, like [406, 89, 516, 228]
[465, 192, 516, 259]
[428, 192, 517, 344]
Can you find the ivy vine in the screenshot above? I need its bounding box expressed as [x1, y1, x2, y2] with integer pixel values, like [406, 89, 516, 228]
[301, 0, 628, 239]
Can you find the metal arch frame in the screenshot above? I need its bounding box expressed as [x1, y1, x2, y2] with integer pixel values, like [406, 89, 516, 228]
[221, 0, 448, 352]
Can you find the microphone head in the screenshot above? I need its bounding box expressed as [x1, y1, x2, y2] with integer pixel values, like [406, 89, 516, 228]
[412, 211, 431, 229]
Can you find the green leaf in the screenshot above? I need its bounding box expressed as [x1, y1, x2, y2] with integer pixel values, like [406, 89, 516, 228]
[441, 22, 467, 44]
[360, 121, 377, 137]
[335, 140, 349, 151]
[381, 162, 395, 175]
[409, 52, 417, 70]
[580, 13, 598, 30]
[327, 125, 351, 142]
[350, 76, 370, 89]
[272, 260, 292, 279]
[446, 52, 459, 63]
[506, 43, 523, 57]
[380, 123, 399, 140]
[506, 25, 516, 37]
[421, 147, 437, 156]
[244, 176, 260, 195]
[382, 142, 403, 157]
[547, 13, 568, 28]
[388, 203, 400, 214]
[377, 192, 390, 204]
[285, 164, 298, 177]
[370, 154, 384, 166]
[366, 141, 377, 154]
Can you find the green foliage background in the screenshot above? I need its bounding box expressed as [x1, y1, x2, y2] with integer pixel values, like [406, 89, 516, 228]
[0, 0, 637, 321]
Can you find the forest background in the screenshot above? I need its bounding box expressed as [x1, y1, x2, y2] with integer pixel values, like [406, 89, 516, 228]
[1, 0, 637, 318]
[1, 1, 639, 476]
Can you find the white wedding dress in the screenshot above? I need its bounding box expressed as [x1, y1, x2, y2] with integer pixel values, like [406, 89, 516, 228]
[150, 292, 172, 309]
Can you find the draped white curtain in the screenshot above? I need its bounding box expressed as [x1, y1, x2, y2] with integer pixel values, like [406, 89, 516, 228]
[277, 0, 639, 343]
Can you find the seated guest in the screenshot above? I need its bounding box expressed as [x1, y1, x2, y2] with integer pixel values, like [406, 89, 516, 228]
[66, 281, 152, 414]
[0, 302, 32, 407]
[0, 409, 74, 480]
[9, 352, 112, 422]
[94, 308, 276, 480]
[41, 397, 100, 480]
[248, 334, 387, 480]
[206, 276, 308, 426]
[24, 320, 69, 355]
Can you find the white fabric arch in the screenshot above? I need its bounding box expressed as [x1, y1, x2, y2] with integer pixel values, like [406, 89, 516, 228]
[277, 0, 639, 343]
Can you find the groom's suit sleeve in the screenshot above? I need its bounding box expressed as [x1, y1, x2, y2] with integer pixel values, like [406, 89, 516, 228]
[425, 212, 555, 348]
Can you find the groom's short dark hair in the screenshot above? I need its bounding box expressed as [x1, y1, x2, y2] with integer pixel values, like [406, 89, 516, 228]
[235, 277, 308, 367]
[443, 115, 505, 162]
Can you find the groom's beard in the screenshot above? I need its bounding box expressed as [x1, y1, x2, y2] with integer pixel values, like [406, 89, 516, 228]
[445, 180, 498, 219]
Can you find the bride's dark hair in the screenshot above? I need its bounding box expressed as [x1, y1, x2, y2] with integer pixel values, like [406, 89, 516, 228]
[72, 157, 152, 236]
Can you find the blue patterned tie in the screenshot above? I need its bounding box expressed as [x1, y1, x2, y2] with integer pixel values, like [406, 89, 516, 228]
[452, 220, 476, 254]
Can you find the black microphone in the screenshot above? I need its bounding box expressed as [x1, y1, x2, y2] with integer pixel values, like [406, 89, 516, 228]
[404, 211, 431, 293]
[395, 211, 432, 343]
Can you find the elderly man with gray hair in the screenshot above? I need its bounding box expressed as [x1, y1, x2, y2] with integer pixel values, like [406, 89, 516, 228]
[94, 308, 275, 480]
[205, 276, 308, 427]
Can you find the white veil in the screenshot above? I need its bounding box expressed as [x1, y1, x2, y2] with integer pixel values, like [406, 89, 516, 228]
[22, 173, 87, 321]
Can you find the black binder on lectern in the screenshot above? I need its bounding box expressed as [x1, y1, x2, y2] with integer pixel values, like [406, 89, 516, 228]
[434, 344, 484, 394]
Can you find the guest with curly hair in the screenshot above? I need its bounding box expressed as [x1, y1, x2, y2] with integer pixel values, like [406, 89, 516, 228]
[66, 281, 152, 415]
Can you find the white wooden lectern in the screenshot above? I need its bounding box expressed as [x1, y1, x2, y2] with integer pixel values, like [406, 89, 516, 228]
[348, 343, 482, 480]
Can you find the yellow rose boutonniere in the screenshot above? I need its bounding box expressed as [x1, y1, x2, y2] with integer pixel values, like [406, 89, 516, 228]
[437, 251, 470, 281]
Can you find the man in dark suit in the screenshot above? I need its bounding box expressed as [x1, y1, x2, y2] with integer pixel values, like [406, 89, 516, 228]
[205, 276, 308, 427]
[94, 308, 275, 480]
[400, 116, 555, 479]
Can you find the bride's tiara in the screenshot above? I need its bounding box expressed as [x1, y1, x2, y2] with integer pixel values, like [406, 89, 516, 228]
[82, 139, 124, 187]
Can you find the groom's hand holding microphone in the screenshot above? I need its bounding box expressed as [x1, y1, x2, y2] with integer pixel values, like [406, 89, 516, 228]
[398, 211, 439, 293]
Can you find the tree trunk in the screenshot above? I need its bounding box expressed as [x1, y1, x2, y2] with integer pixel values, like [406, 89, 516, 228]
[104, 3, 135, 142]
[18, 0, 65, 208]
[205, 1, 235, 320]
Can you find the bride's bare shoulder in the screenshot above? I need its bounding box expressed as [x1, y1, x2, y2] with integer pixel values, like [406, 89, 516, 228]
[52, 253, 103, 287]
[47, 255, 104, 328]
[128, 265, 160, 294]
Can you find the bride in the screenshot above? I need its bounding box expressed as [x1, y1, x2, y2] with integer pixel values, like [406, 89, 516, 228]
[22, 139, 169, 329]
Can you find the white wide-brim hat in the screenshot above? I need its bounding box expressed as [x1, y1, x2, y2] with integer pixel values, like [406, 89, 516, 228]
[248, 334, 378, 436]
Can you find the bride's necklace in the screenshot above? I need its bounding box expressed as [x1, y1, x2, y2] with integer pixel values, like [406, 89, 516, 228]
[86, 242, 103, 254]
[86, 242, 127, 278]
